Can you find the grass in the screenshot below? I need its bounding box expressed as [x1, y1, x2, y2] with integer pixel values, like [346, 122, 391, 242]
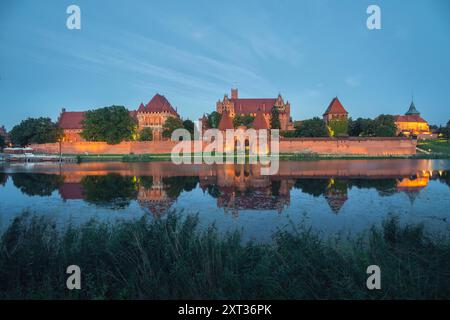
[0, 212, 449, 299]
[417, 139, 450, 156]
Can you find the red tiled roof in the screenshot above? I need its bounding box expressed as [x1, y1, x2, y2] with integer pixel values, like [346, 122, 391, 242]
[59, 110, 138, 129]
[232, 98, 276, 114]
[394, 115, 428, 123]
[323, 97, 348, 116]
[58, 111, 85, 129]
[218, 111, 234, 130]
[252, 108, 269, 130]
[139, 94, 178, 115]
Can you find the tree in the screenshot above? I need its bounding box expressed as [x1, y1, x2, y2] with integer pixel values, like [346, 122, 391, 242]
[348, 118, 374, 137]
[162, 116, 184, 139]
[207, 111, 222, 129]
[138, 127, 153, 141]
[81, 106, 136, 144]
[233, 114, 254, 128]
[270, 107, 281, 129]
[439, 120, 450, 140]
[10, 117, 62, 146]
[183, 119, 195, 137]
[328, 118, 348, 137]
[0, 135, 5, 149]
[373, 114, 397, 137]
[295, 117, 328, 137]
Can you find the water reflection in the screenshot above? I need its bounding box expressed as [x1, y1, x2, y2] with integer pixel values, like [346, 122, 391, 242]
[1, 161, 449, 216]
[11, 173, 64, 197]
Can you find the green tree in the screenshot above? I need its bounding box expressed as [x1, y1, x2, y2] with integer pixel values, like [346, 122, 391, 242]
[81, 106, 137, 145]
[138, 127, 153, 141]
[10, 117, 62, 146]
[233, 114, 255, 128]
[373, 114, 397, 137]
[183, 119, 195, 137]
[207, 111, 222, 129]
[348, 118, 374, 137]
[328, 118, 349, 137]
[270, 107, 281, 129]
[162, 116, 184, 139]
[295, 117, 328, 137]
[439, 121, 450, 140]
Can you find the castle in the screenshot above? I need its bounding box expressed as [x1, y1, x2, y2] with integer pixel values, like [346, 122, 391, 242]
[215, 88, 294, 131]
[57, 88, 432, 144]
[58, 94, 180, 142]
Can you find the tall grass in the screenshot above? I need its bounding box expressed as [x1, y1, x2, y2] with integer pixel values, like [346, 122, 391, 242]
[0, 212, 449, 299]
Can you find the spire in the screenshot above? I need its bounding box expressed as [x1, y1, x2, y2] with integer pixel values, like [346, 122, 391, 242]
[405, 100, 420, 116]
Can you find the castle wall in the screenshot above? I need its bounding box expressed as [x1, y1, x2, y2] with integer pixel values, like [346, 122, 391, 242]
[29, 137, 416, 156]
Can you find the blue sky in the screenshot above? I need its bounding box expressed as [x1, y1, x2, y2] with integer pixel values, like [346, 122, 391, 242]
[0, 0, 449, 130]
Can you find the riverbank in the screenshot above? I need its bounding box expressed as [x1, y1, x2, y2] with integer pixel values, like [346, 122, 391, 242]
[72, 152, 448, 163]
[417, 139, 450, 157]
[0, 212, 449, 299]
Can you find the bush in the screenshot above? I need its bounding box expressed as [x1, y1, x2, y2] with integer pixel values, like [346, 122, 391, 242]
[139, 128, 153, 141]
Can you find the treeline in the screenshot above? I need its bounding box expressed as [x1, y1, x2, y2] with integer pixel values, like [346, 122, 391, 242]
[281, 115, 400, 138]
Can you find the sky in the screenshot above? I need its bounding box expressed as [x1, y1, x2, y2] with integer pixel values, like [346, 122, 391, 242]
[0, 0, 449, 130]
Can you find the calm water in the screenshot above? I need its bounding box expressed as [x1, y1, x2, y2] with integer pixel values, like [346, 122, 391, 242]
[1, 159, 450, 242]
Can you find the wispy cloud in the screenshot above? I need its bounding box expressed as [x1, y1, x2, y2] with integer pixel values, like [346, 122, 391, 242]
[345, 76, 361, 88]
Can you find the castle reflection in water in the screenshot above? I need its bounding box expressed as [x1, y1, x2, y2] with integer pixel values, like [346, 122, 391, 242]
[1, 160, 449, 217]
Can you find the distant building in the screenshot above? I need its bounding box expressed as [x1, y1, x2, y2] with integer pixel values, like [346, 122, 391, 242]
[323, 97, 349, 124]
[136, 94, 180, 141]
[216, 88, 294, 131]
[58, 110, 85, 142]
[394, 101, 430, 136]
[58, 94, 180, 142]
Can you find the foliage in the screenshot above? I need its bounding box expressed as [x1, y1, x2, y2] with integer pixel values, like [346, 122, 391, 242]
[1, 213, 449, 299]
[81, 106, 137, 145]
[270, 107, 281, 129]
[206, 112, 222, 129]
[183, 119, 195, 138]
[138, 127, 153, 141]
[80, 174, 138, 209]
[11, 174, 64, 197]
[0, 135, 5, 148]
[10, 117, 62, 146]
[348, 116, 397, 137]
[295, 117, 328, 137]
[348, 118, 373, 137]
[233, 114, 255, 128]
[280, 130, 297, 138]
[328, 118, 348, 137]
[162, 116, 184, 139]
[438, 121, 450, 140]
[373, 114, 397, 137]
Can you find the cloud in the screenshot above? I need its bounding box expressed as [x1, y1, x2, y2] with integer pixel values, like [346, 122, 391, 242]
[345, 76, 361, 87]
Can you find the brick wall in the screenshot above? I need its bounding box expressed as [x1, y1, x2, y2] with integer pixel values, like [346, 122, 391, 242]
[29, 137, 416, 156]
